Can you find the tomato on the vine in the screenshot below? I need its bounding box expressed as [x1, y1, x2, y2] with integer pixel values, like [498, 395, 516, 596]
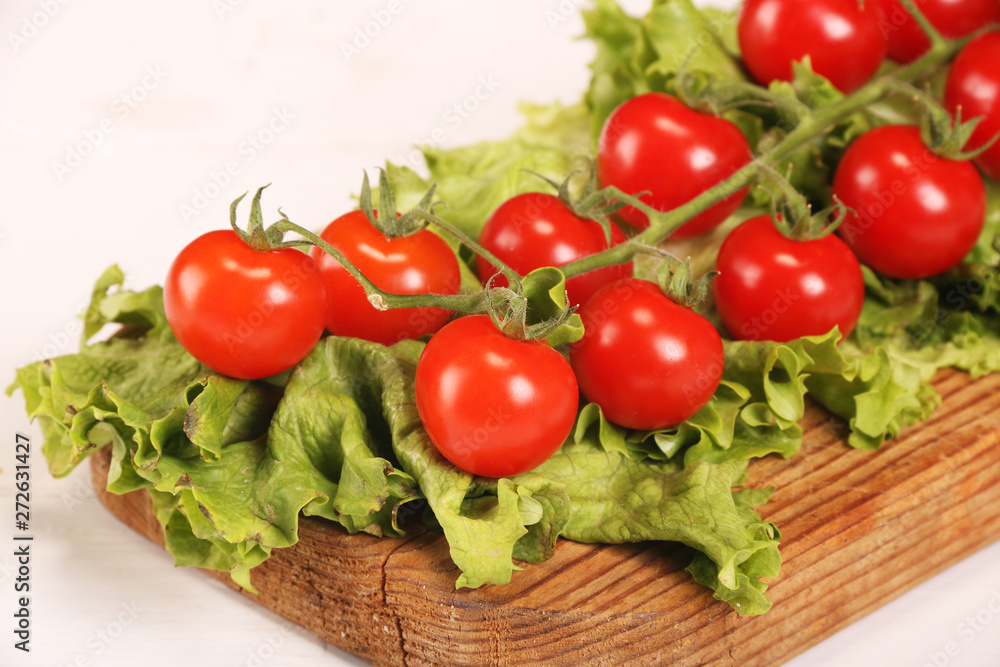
[309, 210, 461, 346]
[164, 230, 328, 380]
[476, 192, 633, 307]
[569, 278, 724, 431]
[871, 0, 1000, 64]
[597, 93, 751, 239]
[738, 0, 887, 94]
[414, 315, 579, 478]
[713, 215, 865, 343]
[944, 31, 1000, 180]
[832, 125, 986, 279]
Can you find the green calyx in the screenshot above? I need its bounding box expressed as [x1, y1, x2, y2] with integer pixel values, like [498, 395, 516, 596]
[655, 255, 715, 309]
[359, 168, 435, 238]
[483, 271, 580, 345]
[755, 162, 850, 241]
[923, 105, 999, 162]
[230, 185, 292, 252]
[881, 79, 998, 162]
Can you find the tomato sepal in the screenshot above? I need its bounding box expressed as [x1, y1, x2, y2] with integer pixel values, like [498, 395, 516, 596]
[655, 256, 716, 309]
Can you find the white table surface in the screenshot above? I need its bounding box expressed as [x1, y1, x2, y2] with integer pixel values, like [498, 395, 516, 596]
[2, 1, 999, 665]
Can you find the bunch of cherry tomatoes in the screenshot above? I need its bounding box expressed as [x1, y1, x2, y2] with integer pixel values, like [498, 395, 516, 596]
[162, 0, 1000, 479]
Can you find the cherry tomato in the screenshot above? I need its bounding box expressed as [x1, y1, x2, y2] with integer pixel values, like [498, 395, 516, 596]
[164, 230, 327, 380]
[309, 210, 461, 346]
[597, 93, 751, 239]
[713, 215, 865, 342]
[738, 0, 887, 94]
[832, 125, 986, 279]
[414, 315, 579, 478]
[569, 279, 724, 431]
[944, 31, 1000, 180]
[871, 0, 1000, 64]
[476, 192, 633, 307]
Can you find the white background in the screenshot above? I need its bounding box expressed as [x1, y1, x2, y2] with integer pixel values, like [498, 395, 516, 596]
[2, 0, 999, 665]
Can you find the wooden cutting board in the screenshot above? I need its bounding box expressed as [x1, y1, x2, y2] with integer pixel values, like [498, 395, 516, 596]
[88, 367, 1000, 666]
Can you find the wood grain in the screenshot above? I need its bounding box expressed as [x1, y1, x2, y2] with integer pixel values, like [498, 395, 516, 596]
[89, 368, 1000, 666]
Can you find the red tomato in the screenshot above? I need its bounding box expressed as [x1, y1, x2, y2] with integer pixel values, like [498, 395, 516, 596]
[944, 31, 1000, 180]
[309, 210, 461, 346]
[414, 315, 579, 478]
[832, 125, 986, 279]
[871, 0, 1000, 63]
[569, 279, 724, 431]
[164, 230, 327, 380]
[713, 215, 865, 342]
[476, 192, 633, 307]
[738, 0, 887, 93]
[597, 93, 751, 239]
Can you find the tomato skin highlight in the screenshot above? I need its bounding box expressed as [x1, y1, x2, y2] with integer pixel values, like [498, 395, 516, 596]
[164, 229, 328, 380]
[944, 31, 1000, 181]
[414, 316, 579, 478]
[832, 125, 986, 280]
[570, 279, 724, 431]
[476, 192, 633, 307]
[310, 210, 461, 346]
[597, 93, 751, 238]
[713, 215, 865, 343]
[870, 0, 1000, 64]
[738, 0, 887, 94]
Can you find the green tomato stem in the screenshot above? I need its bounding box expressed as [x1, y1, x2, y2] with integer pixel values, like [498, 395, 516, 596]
[409, 209, 525, 291]
[897, 0, 948, 51]
[271, 219, 490, 313]
[559, 34, 964, 280]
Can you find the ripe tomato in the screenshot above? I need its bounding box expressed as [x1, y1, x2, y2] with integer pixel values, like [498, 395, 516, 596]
[832, 125, 986, 279]
[597, 93, 751, 239]
[871, 0, 1000, 64]
[414, 315, 579, 478]
[713, 215, 865, 343]
[309, 210, 461, 346]
[944, 31, 1000, 180]
[476, 192, 633, 307]
[738, 0, 887, 94]
[164, 230, 327, 380]
[569, 279, 724, 431]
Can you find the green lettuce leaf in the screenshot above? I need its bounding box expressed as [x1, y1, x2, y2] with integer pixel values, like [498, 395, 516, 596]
[9, 272, 564, 592]
[525, 442, 780, 616]
[573, 328, 937, 459]
[382, 102, 591, 241]
[851, 266, 1000, 380]
[12, 276, 417, 576]
[582, 0, 746, 138]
